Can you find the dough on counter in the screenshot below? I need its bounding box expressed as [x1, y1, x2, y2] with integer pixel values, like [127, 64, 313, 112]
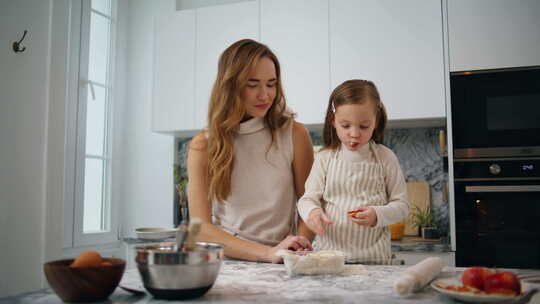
[394, 257, 443, 296]
[276, 250, 346, 275]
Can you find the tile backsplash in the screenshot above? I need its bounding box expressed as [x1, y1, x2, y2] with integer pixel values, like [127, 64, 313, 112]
[174, 126, 449, 237]
[381, 128, 448, 237]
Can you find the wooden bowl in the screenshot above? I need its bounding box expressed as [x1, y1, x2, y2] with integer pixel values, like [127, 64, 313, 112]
[43, 258, 126, 302]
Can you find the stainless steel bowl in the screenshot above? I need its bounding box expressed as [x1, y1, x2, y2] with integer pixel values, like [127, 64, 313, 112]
[135, 241, 224, 300]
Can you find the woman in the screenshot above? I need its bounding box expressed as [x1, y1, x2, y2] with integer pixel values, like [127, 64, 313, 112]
[187, 39, 314, 262]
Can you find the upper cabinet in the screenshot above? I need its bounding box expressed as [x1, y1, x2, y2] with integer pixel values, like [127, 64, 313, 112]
[195, 2, 259, 130]
[152, 10, 195, 132]
[260, 0, 330, 125]
[152, 2, 257, 133]
[448, 0, 540, 72]
[152, 0, 450, 133]
[330, 0, 446, 120]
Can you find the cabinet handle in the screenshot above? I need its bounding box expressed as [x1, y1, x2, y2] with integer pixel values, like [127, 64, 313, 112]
[465, 185, 540, 193]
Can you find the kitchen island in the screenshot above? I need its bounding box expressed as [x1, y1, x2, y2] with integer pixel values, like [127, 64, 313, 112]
[2, 260, 539, 303]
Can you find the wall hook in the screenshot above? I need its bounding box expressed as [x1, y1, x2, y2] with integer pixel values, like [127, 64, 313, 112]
[12, 30, 28, 53]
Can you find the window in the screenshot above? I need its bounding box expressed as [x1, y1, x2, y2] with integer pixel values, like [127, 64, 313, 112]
[65, 0, 118, 249]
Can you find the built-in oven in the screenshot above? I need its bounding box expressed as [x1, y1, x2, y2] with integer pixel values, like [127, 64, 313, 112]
[451, 67, 540, 158]
[451, 66, 540, 268]
[454, 158, 540, 268]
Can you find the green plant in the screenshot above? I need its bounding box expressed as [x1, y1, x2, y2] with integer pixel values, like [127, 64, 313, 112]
[411, 205, 435, 228]
[174, 166, 188, 187]
[176, 179, 188, 191]
[174, 166, 188, 207]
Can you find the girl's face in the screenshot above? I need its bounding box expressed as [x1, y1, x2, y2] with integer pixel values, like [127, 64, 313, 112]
[332, 102, 377, 151]
[240, 56, 277, 120]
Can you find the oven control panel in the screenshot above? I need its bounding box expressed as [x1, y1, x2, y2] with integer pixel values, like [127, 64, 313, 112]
[488, 164, 501, 175]
[454, 159, 540, 179]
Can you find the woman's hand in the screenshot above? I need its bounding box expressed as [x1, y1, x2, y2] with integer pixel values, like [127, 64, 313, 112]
[266, 235, 313, 263]
[349, 207, 377, 227]
[306, 208, 333, 235]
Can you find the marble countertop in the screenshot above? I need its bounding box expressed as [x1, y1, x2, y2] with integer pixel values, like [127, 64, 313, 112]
[4, 260, 539, 304]
[124, 237, 453, 253]
[123, 237, 176, 244]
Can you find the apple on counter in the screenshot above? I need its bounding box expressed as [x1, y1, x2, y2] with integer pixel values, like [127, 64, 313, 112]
[461, 267, 493, 290]
[484, 271, 521, 295]
[461, 266, 521, 295]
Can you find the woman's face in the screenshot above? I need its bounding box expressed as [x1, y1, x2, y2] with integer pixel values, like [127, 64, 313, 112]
[241, 56, 277, 120]
[332, 102, 377, 151]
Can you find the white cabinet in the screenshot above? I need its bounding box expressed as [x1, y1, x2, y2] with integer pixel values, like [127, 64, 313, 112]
[152, 2, 258, 133]
[330, 0, 446, 120]
[448, 0, 540, 72]
[195, 1, 259, 130]
[152, 10, 196, 132]
[152, 0, 449, 133]
[260, 0, 330, 125]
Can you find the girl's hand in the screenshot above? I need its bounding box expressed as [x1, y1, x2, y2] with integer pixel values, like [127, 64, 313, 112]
[266, 235, 313, 263]
[349, 207, 377, 227]
[306, 208, 333, 235]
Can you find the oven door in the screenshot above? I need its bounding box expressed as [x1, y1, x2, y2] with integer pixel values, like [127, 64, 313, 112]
[455, 181, 540, 268]
[451, 68, 540, 152]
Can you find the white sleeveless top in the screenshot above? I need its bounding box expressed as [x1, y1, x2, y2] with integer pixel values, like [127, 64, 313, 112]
[211, 117, 296, 247]
[298, 141, 409, 263]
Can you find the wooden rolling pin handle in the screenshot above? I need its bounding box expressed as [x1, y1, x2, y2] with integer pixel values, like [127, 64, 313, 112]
[438, 130, 446, 155]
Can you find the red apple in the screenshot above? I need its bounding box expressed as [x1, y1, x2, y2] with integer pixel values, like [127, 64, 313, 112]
[484, 271, 521, 295]
[461, 267, 493, 290]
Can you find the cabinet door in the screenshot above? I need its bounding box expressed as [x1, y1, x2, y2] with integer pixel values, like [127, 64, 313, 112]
[261, 0, 329, 125]
[195, 2, 259, 130]
[152, 10, 195, 132]
[448, 0, 540, 72]
[330, 0, 446, 120]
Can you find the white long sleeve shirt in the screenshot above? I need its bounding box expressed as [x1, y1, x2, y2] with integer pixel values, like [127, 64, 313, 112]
[297, 142, 409, 262]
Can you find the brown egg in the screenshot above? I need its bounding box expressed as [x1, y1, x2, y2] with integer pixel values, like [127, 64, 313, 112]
[70, 250, 103, 268]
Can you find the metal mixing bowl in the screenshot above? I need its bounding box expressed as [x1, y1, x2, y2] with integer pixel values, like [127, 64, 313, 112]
[135, 242, 224, 300]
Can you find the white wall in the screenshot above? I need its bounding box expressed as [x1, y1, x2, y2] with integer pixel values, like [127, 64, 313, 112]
[0, 0, 52, 296]
[118, 0, 176, 237]
[176, 0, 249, 10]
[0, 0, 180, 296]
[45, 0, 69, 274]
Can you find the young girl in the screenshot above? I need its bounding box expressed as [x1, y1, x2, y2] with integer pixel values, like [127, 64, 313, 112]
[298, 79, 409, 263]
[187, 39, 314, 263]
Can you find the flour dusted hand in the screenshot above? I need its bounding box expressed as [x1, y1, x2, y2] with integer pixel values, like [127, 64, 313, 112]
[349, 207, 377, 227]
[394, 257, 443, 296]
[306, 208, 333, 235]
[267, 236, 313, 263]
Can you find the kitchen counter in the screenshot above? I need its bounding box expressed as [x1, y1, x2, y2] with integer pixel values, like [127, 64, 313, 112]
[3, 260, 539, 303]
[122, 237, 453, 269]
[391, 237, 451, 253]
[124, 236, 452, 253]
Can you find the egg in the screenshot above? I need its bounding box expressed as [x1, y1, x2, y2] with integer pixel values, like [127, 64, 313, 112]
[70, 250, 103, 268]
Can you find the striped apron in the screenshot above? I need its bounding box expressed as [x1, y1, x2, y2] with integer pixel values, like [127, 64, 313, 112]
[313, 142, 392, 263]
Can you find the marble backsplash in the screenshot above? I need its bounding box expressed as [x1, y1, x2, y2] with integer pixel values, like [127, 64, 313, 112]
[174, 127, 449, 237]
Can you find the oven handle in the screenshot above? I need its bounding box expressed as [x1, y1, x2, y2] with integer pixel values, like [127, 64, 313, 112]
[465, 185, 540, 193]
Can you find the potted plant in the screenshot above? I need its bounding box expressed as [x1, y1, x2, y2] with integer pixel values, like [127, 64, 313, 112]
[411, 205, 439, 239]
[174, 166, 189, 223]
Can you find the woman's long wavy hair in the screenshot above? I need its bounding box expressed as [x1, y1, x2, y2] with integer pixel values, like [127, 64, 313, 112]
[206, 39, 292, 202]
[322, 79, 388, 150]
